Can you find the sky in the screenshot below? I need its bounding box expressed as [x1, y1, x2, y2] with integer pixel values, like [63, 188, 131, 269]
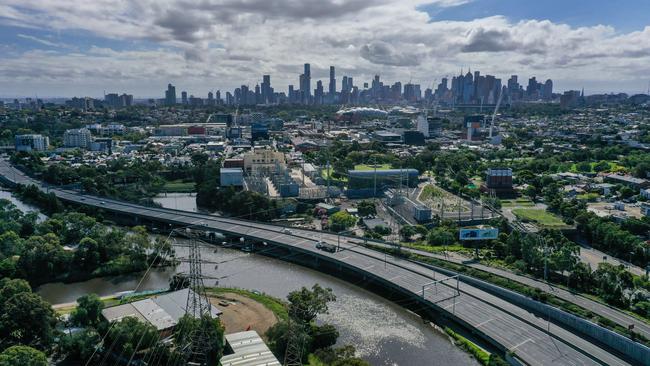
[1, 0, 650, 98]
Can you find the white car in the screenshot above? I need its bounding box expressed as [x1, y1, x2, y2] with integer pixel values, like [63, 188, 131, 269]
[282, 228, 293, 234]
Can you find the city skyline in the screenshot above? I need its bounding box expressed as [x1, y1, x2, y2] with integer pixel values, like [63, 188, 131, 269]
[1, 0, 650, 97]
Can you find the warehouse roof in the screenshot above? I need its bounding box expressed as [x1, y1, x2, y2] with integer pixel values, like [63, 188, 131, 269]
[101, 288, 221, 331]
[220, 331, 281, 366]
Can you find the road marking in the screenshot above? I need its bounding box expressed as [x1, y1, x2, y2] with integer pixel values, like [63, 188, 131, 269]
[475, 319, 493, 328]
[509, 338, 532, 351]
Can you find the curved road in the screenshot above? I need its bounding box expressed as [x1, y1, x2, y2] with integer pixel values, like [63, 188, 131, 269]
[0, 160, 637, 366]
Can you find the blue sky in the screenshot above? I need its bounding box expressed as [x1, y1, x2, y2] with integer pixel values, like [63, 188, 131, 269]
[423, 0, 650, 32]
[0, 0, 649, 97]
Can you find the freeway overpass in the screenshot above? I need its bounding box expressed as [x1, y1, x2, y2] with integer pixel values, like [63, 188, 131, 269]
[0, 159, 643, 366]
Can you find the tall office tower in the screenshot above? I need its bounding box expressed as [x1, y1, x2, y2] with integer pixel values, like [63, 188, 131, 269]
[348, 77, 353, 90]
[543, 79, 553, 100]
[507, 75, 518, 92]
[165, 83, 177, 105]
[181, 91, 188, 105]
[226, 92, 234, 105]
[315, 80, 324, 105]
[207, 91, 214, 106]
[329, 66, 336, 96]
[254, 84, 261, 104]
[341, 76, 348, 92]
[372, 74, 380, 97]
[240, 85, 249, 104]
[300, 63, 311, 103]
[261, 74, 271, 103]
[216, 90, 221, 104]
[288, 85, 295, 103]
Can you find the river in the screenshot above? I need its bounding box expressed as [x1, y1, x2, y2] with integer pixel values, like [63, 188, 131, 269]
[37, 194, 477, 366]
[0, 189, 47, 222]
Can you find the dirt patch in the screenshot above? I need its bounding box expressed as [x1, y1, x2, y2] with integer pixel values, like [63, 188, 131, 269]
[210, 292, 278, 337]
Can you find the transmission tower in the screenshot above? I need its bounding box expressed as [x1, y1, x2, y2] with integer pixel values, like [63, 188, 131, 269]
[283, 316, 305, 366]
[283, 307, 306, 366]
[179, 230, 217, 366]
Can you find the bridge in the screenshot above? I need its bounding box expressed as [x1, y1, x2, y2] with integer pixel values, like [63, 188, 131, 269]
[0, 159, 644, 366]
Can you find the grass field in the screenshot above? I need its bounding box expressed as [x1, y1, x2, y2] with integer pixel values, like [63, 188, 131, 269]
[321, 167, 348, 182]
[568, 161, 626, 174]
[577, 192, 600, 202]
[512, 208, 567, 227]
[501, 199, 535, 207]
[162, 180, 195, 192]
[354, 163, 392, 171]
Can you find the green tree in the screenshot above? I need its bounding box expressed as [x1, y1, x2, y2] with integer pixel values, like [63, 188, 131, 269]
[58, 328, 101, 363]
[0, 346, 47, 366]
[0, 292, 56, 349]
[70, 293, 104, 327]
[356, 201, 376, 217]
[287, 284, 336, 324]
[329, 211, 357, 232]
[174, 315, 225, 364]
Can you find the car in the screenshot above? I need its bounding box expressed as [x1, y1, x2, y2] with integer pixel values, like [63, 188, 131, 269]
[282, 228, 293, 234]
[316, 241, 337, 253]
[100, 201, 106, 205]
[80, 198, 85, 201]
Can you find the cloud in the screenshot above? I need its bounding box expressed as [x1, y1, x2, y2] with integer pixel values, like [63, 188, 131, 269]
[16, 34, 72, 49]
[360, 41, 423, 66]
[1, 0, 649, 95]
[461, 28, 520, 52]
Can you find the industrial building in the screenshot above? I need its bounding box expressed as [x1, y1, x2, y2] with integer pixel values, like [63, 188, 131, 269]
[220, 331, 280, 366]
[100, 289, 222, 336]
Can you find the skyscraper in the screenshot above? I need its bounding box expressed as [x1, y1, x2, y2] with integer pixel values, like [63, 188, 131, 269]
[300, 63, 311, 103]
[181, 91, 188, 105]
[165, 83, 177, 106]
[329, 66, 336, 97]
[261, 74, 272, 104]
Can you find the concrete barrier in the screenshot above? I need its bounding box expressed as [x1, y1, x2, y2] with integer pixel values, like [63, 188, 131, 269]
[411, 259, 650, 366]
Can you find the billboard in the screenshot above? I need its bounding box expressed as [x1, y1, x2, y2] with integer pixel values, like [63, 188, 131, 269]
[459, 227, 499, 241]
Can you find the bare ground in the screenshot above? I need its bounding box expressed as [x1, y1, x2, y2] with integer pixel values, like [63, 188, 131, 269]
[210, 292, 278, 337]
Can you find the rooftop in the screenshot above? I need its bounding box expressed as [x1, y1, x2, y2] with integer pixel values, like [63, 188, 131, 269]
[101, 288, 222, 331]
[220, 331, 281, 366]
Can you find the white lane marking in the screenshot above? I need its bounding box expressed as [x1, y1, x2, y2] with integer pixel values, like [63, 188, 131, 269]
[475, 319, 493, 328]
[509, 338, 533, 351]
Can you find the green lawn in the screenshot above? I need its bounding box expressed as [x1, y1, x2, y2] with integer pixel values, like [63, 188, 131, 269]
[321, 167, 348, 182]
[568, 161, 626, 174]
[501, 199, 535, 207]
[512, 208, 568, 227]
[354, 163, 391, 171]
[577, 193, 600, 202]
[162, 180, 195, 192]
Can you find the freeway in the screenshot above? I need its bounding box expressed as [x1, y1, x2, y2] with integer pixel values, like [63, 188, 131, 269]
[398, 245, 650, 340]
[0, 160, 637, 366]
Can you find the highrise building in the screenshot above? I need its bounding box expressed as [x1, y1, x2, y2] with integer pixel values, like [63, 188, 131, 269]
[300, 63, 311, 103]
[165, 84, 177, 106]
[181, 91, 188, 105]
[328, 66, 336, 97]
[315, 80, 324, 105]
[64, 128, 92, 149]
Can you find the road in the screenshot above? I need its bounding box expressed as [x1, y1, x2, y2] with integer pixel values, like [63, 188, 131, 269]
[0, 159, 639, 366]
[391, 244, 650, 341]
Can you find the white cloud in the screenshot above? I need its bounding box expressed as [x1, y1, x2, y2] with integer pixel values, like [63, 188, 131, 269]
[1, 0, 649, 96]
